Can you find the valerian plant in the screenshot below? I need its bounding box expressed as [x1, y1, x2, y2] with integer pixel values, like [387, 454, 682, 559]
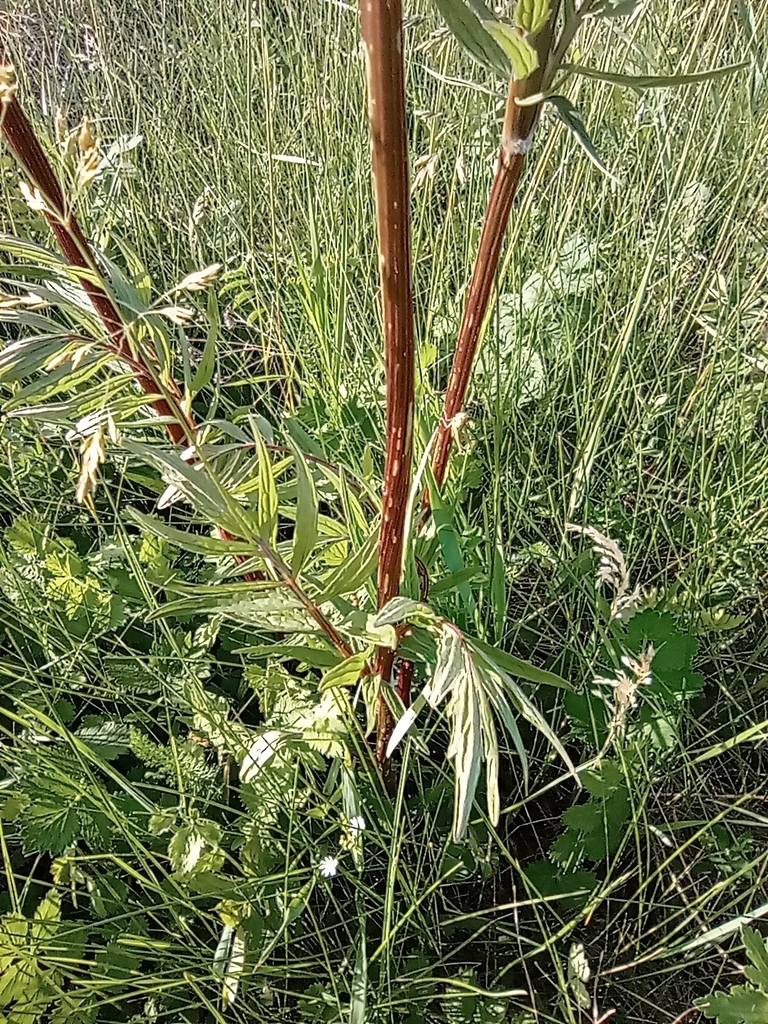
[0, 5, 754, 1017]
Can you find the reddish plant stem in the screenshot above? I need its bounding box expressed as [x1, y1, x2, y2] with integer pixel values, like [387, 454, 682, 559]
[359, 0, 416, 773]
[429, 23, 555, 499]
[1, 93, 193, 446]
[2, 86, 355, 642]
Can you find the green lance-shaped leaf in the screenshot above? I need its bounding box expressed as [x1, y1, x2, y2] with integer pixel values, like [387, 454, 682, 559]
[433, 0, 512, 78]
[128, 508, 257, 557]
[482, 21, 539, 80]
[350, 925, 368, 1024]
[288, 440, 319, 575]
[190, 289, 220, 395]
[515, 0, 550, 37]
[314, 527, 379, 603]
[561, 61, 749, 90]
[253, 430, 279, 543]
[546, 95, 621, 184]
[122, 439, 236, 527]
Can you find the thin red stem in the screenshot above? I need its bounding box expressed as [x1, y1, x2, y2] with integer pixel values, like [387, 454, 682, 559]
[429, 21, 555, 500]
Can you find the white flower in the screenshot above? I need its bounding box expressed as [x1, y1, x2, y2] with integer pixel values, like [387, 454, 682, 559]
[349, 816, 366, 835]
[319, 857, 338, 878]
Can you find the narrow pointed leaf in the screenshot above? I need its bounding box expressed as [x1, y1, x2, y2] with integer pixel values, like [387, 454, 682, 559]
[561, 61, 748, 90]
[289, 441, 319, 575]
[546, 95, 622, 184]
[190, 289, 220, 394]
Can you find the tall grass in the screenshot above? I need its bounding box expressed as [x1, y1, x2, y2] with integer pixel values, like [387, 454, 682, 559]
[2, 0, 768, 1021]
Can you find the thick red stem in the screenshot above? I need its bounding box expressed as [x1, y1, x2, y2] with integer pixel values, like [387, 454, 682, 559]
[359, 0, 416, 773]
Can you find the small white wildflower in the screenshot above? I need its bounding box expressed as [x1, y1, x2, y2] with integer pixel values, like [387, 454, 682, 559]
[319, 856, 338, 878]
[349, 816, 366, 835]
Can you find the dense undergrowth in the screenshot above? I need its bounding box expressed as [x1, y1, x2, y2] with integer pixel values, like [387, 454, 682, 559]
[1, 1, 768, 1022]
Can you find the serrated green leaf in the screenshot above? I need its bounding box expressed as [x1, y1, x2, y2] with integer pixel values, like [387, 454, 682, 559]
[546, 95, 621, 183]
[482, 21, 539, 80]
[76, 718, 132, 760]
[698, 986, 768, 1023]
[289, 441, 319, 575]
[31, 889, 61, 941]
[21, 804, 79, 855]
[515, 0, 550, 36]
[743, 926, 768, 986]
[433, 0, 511, 77]
[562, 61, 748, 90]
[168, 819, 222, 876]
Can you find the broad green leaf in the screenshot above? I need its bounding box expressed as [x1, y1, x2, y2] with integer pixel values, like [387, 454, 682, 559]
[515, 0, 550, 36]
[190, 289, 220, 394]
[433, 0, 511, 78]
[289, 441, 319, 575]
[561, 61, 749, 90]
[698, 986, 768, 1023]
[546, 95, 621, 183]
[482, 21, 539, 80]
[321, 650, 371, 691]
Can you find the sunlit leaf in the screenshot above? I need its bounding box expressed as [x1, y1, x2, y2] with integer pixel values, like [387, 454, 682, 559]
[515, 0, 550, 36]
[482, 21, 539, 80]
